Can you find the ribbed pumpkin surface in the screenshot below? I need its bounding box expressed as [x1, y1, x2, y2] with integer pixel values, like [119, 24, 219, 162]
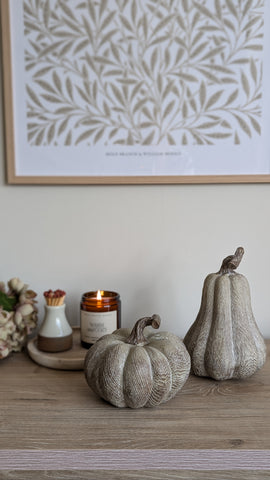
[84, 325, 190, 408]
[184, 268, 266, 380]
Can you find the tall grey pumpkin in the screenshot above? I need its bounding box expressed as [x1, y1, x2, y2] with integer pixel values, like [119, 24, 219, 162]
[184, 247, 266, 381]
[84, 314, 190, 408]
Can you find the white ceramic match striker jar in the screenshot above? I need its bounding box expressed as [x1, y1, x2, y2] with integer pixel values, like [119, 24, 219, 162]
[37, 304, 73, 353]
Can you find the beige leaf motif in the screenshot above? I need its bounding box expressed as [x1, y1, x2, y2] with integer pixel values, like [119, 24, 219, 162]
[53, 71, 62, 93]
[142, 130, 155, 145]
[224, 89, 239, 106]
[94, 128, 106, 144]
[199, 81, 206, 108]
[206, 132, 232, 139]
[75, 129, 96, 145]
[163, 100, 175, 119]
[27, 85, 43, 108]
[234, 114, 252, 137]
[99, 0, 108, 19]
[234, 131, 240, 144]
[151, 15, 173, 37]
[182, 0, 189, 14]
[205, 90, 224, 110]
[24, 0, 263, 146]
[193, 2, 214, 19]
[87, 1, 96, 24]
[215, 0, 222, 19]
[65, 131, 72, 146]
[120, 15, 133, 32]
[225, 0, 238, 18]
[167, 133, 176, 145]
[59, 1, 76, 21]
[249, 116, 261, 135]
[250, 58, 257, 84]
[43, 0, 50, 28]
[242, 0, 253, 18]
[241, 71, 250, 98]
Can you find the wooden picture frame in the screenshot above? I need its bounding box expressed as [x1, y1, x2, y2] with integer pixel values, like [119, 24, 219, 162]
[1, 0, 270, 184]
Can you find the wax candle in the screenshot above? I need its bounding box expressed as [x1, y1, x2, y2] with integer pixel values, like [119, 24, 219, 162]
[80, 290, 121, 348]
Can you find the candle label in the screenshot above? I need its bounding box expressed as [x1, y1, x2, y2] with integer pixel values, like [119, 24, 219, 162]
[80, 310, 117, 344]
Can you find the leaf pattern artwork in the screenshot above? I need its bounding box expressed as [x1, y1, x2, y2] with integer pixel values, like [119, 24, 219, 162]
[24, 0, 264, 146]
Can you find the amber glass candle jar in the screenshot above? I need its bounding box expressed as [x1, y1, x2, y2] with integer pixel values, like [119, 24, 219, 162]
[80, 290, 121, 348]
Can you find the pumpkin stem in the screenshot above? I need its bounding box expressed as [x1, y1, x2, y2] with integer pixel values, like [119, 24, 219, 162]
[218, 246, 244, 274]
[125, 314, 161, 346]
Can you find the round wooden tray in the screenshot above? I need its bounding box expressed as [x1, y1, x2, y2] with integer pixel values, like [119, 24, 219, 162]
[27, 327, 87, 370]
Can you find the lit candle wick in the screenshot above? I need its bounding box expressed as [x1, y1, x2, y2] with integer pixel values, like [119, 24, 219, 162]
[97, 290, 102, 300]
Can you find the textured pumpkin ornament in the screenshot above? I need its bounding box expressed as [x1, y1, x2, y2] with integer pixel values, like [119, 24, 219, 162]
[84, 314, 190, 408]
[184, 247, 266, 381]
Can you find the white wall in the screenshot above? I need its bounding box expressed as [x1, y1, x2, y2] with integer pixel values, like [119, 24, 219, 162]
[1, 54, 270, 339]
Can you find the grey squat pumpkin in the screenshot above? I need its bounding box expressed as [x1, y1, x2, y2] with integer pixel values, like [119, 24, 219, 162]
[84, 314, 191, 408]
[184, 247, 266, 381]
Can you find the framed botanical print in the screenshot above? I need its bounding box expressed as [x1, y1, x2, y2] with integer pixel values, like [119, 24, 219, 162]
[1, 0, 270, 184]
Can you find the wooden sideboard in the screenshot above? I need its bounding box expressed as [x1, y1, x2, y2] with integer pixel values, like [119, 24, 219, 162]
[1, 340, 270, 479]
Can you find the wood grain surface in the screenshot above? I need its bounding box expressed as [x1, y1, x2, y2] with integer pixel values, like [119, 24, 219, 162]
[0, 449, 269, 470]
[0, 471, 270, 480]
[0, 341, 270, 476]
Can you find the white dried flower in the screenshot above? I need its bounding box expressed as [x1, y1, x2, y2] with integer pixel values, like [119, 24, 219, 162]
[0, 340, 10, 359]
[17, 303, 34, 317]
[1, 327, 15, 341]
[9, 331, 26, 351]
[14, 311, 23, 327]
[25, 317, 37, 334]
[8, 278, 25, 294]
[0, 310, 13, 326]
[0, 278, 38, 359]
[19, 289, 36, 304]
